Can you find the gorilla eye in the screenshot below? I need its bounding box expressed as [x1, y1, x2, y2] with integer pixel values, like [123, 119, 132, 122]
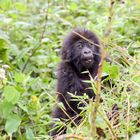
[89, 44, 95, 48]
[89, 43, 93, 47]
[78, 45, 83, 49]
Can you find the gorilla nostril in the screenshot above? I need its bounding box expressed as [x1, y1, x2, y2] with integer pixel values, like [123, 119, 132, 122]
[84, 50, 91, 54]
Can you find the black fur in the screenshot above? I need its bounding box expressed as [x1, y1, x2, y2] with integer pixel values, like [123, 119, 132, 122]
[50, 28, 101, 136]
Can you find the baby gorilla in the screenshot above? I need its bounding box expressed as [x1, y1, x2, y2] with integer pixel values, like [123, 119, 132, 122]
[50, 28, 101, 136]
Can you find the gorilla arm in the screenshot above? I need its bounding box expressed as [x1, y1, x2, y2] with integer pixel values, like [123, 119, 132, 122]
[57, 62, 83, 105]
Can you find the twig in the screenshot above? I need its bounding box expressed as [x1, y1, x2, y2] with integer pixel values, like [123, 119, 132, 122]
[56, 92, 78, 127]
[72, 31, 102, 49]
[22, 3, 49, 72]
[54, 134, 85, 140]
[39, 85, 79, 134]
[91, 0, 116, 138]
[98, 110, 117, 140]
[126, 93, 130, 140]
[91, 43, 106, 137]
[104, 0, 115, 37]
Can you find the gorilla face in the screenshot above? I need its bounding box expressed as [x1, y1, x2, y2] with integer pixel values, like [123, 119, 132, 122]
[61, 28, 101, 73]
[72, 40, 96, 70]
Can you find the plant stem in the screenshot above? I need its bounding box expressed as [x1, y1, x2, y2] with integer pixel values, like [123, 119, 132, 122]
[22, 3, 49, 72]
[54, 134, 85, 140]
[91, 0, 116, 138]
[126, 93, 130, 140]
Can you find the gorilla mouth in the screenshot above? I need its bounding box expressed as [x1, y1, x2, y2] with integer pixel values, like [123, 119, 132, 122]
[85, 59, 92, 63]
[83, 58, 94, 64]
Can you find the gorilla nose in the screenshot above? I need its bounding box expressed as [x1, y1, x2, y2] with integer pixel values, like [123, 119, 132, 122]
[84, 50, 92, 54]
[83, 48, 92, 57]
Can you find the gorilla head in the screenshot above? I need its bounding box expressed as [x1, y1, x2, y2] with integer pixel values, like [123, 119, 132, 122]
[61, 28, 101, 73]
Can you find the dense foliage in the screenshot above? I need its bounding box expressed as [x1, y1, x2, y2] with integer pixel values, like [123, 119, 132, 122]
[0, 0, 140, 139]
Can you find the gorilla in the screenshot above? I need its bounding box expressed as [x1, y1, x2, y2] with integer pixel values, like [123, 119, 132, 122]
[50, 28, 101, 136]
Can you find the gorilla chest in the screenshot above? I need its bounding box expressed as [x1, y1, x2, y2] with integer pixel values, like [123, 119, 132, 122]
[69, 74, 95, 98]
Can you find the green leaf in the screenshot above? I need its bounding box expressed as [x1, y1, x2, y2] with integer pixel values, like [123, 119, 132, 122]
[4, 86, 20, 104]
[18, 102, 28, 113]
[26, 127, 35, 140]
[133, 75, 140, 84]
[0, 100, 14, 118]
[0, 30, 10, 51]
[14, 2, 26, 12]
[103, 62, 119, 79]
[14, 72, 26, 83]
[70, 3, 78, 11]
[5, 114, 21, 135]
[0, 0, 12, 10]
[103, 62, 110, 72]
[110, 65, 119, 79]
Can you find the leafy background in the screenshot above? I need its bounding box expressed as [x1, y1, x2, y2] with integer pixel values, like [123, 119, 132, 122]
[0, 0, 140, 139]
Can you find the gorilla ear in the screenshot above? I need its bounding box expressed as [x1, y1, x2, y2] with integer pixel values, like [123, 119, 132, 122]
[61, 47, 71, 62]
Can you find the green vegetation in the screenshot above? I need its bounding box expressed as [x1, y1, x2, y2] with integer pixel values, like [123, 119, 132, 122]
[0, 0, 140, 139]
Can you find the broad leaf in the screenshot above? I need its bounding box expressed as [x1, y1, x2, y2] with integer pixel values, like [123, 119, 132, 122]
[0, 100, 14, 118]
[5, 114, 21, 135]
[26, 127, 35, 140]
[4, 86, 20, 104]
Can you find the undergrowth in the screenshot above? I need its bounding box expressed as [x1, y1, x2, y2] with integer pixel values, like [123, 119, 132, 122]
[0, 0, 140, 139]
